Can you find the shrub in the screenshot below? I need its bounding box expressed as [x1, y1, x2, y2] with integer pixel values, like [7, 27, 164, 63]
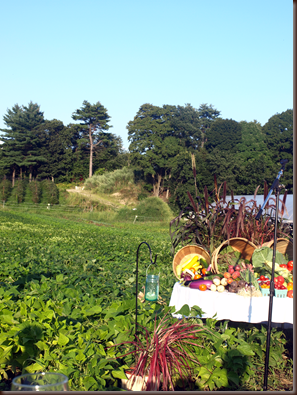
[116, 197, 173, 222]
[11, 179, 27, 203]
[41, 180, 59, 204]
[84, 167, 135, 194]
[28, 180, 42, 203]
[0, 178, 12, 202]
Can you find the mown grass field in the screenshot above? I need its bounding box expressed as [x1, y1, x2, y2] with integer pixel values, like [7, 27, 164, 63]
[0, 208, 293, 391]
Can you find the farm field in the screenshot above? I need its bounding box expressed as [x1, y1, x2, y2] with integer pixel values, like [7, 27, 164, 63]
[0, 209, 293, 391]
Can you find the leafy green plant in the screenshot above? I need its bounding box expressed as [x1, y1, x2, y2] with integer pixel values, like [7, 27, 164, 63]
[0, 178, 12, 202]
[41, 180, 59, 204]
[251, 247, 293, 281]
[28, 180, 42, 203]
[11, 179, 27, 203]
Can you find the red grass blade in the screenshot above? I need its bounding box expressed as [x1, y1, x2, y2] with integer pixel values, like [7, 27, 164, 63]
[187, 191, 198, 213]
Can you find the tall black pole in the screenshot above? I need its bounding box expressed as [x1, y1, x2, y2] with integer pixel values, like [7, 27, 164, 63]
[263, 185, 281, 391]
[135, 242, 157, 338]
[256, 159, 287, 391]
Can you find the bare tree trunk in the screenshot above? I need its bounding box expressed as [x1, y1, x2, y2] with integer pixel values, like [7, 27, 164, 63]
[89, 126, 93, 178]
[12, 168, 15, 187]
[89, 124, 102, 179]
[153, 174, 162, 197]
[20, 167, 22, 179]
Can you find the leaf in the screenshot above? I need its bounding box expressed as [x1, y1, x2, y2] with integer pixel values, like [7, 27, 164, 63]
[58, 333, 69, 346]
[112, 370, 128, 380]
[174, 304, 190, 316]
[84, 305, 102, 316]
[237, 344, 255, 356]
[56, 274, 64, 282]
[227, 371, 240, 386]
[83, 376, 98, 390]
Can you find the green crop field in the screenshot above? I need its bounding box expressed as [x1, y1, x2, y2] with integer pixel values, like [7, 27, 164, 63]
[0, 209, 293, 391]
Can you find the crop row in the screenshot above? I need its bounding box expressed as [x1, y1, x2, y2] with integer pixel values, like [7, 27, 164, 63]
[0, 211, 293, 391]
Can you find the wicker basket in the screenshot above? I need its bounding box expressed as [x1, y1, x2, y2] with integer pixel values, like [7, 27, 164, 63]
[211, 237, 258, 274]
[261, 238, 293, 261]
[172, 245, 211, 280]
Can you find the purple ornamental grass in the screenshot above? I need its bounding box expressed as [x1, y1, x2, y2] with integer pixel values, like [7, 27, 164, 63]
[113, 312, 211, 391]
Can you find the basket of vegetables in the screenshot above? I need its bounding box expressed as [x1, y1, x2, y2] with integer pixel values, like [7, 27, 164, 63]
[173, 245, 211, 281]
[211, 237, 257, 274]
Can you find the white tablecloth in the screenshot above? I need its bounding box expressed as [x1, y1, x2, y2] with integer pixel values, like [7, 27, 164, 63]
[169, 282, 293, 325]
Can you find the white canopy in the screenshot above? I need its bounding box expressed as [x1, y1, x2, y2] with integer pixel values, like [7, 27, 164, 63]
[224, 194, 293, 223]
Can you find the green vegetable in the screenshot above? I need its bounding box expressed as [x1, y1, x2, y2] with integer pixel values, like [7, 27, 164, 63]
[199, 258, 209, 269]
[252, 247, 291, 280]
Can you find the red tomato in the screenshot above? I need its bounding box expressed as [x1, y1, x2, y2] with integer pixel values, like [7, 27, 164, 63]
[280, 264, 288, 269]
[287, 290, 293, 298]
[287, 261, 293, 271]
[276, 276, 285, 285]
[260, 275, 266, 281]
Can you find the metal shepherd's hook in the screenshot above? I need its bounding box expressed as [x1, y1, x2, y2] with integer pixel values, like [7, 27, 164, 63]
[256, 159, 288, 391]
[135, 242, 157, 338]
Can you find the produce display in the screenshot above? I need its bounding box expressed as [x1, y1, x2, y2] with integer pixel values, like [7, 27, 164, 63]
[176, 245, 293, 298]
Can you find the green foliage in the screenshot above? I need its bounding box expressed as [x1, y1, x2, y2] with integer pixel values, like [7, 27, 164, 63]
[28, 180, 42, 204]
[116, 197, 173, 222]
[0, 179, 12, 202]
[11, 179, 27, 203]
[206, 118, 242, 152]
[262, 109, 293, 192]
[0, 211, 293, 391]
[40, 180, 59, 204]
[85, 167, 135, 194]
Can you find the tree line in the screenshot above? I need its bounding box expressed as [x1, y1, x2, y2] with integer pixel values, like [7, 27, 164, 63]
[0, 100, 293, 210]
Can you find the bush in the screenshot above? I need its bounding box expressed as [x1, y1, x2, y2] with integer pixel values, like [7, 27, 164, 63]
[11, 179, 27, 203]
[84, 167, 135, 194]
[41, 180, 59, 204]
[28, 180, 42, 203]
[0, 178, 12, 202]
[116, 196, 173, 222]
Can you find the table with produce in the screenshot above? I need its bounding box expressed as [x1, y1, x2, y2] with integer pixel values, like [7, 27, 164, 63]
[169, 241, 293, 325]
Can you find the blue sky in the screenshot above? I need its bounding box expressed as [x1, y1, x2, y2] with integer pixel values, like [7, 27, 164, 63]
[0, 0, 293, 149]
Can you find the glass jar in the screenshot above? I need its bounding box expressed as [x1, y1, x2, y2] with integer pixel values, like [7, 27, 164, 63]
[145, 274, 159, 301]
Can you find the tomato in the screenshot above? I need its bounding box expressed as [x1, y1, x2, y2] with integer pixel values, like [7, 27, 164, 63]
[280, 264, 288, 269]
[276, 276, 284, 285]
[287, 285, 293, 291]
[194, 274, 202, 280]
[287, 261, 293, 271]
[260, 275, 266, 281]
[287, 290, 293, 298]
[287, 282, 293, 288]
[199, 284, 207, 291]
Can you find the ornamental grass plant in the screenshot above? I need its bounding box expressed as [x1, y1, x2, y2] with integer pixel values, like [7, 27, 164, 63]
[112, 312, 213, 391]
[170, 177, 291, 255]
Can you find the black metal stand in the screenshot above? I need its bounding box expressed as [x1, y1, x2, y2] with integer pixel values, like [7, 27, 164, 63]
[135, 242, 157, 338]
[255, 160, 287, 391]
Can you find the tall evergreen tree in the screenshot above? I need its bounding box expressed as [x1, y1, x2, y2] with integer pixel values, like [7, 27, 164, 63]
[36, 119, 74, 181]
[0, 102, 46, 183]
[71, 100, 112, 178]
